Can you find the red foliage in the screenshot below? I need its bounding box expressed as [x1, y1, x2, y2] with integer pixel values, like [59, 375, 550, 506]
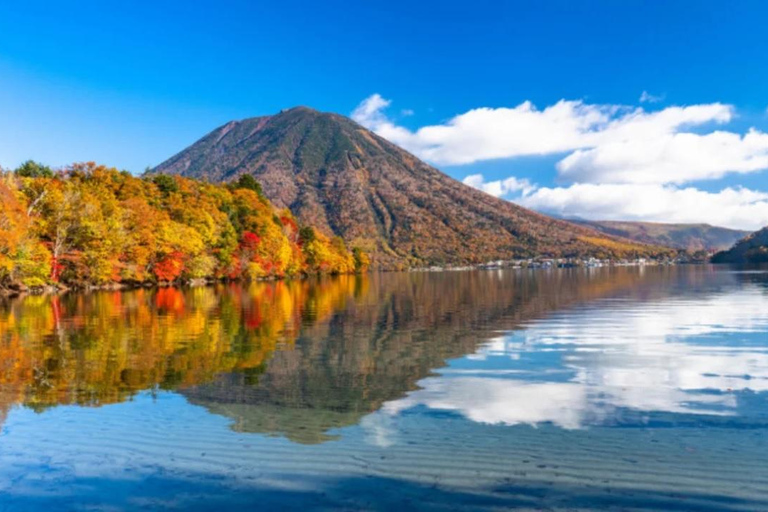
[241, 231, 261, 250]
[228, 232, 263, 278]
[109, 262, 123, 283]
[50, 256, 64, 282]
[153, 251, 185, 282]
[260, 259, 274, 274]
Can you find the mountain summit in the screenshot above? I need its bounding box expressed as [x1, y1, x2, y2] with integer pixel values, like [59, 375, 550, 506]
[152, 107, 662, 267]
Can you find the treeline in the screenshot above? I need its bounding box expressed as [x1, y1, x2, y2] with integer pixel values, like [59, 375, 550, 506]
[0, 161, 370, 290]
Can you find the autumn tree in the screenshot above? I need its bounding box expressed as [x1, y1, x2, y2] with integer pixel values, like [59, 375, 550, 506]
[1, 164, 365, 289]
[0, 175, 51, 287]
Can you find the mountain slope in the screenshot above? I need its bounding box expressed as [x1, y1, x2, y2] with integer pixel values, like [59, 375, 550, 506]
[152, 107, 667, 267]
[711, 226, 768, 263]
[575, 220, 749, 252]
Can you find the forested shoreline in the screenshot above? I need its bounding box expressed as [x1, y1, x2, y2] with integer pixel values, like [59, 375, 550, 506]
[0, 161, 369, 295]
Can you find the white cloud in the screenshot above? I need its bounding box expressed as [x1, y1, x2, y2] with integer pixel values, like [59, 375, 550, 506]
[354, 96, 617, 165]
[351, 94, 423, 153]
[639, 90, 664, 103]
[352, 93, 391, 121]
[461, 173, 768, 231]
[558, 128, 768, 185]
[352, 94, 768, 228]
[400, 108, 414, 117]
[462, 173, 535, 197]
[518, 183, 768, 231]
[351, 94, 768, 186]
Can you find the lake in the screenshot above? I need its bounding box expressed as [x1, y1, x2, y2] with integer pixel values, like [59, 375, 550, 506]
[0, 266, 766, 511]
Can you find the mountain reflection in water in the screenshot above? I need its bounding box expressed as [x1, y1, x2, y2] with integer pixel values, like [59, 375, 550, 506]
[1, 267, 766, 444]
[1, 267, 768, 511]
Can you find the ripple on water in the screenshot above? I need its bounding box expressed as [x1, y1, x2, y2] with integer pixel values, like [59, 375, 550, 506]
[0, 266, 766, 510]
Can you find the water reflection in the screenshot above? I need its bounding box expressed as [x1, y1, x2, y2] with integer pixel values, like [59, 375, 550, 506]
[0, 278, 359, 421]
[181, 269, 679, 442]
[381, 269, 768, 432]
[1, 267, 767, 444]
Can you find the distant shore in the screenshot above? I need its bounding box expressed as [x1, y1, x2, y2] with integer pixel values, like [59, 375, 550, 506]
[408, 255, 699, 273]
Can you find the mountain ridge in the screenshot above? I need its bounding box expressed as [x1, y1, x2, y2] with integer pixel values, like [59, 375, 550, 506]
[152, 107, 670, 267]
[573, 220, 749, 252]
[712, 226, 768, 263]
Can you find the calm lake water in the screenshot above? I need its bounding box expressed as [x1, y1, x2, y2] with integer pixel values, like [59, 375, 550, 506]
[0, 266, 767, 511]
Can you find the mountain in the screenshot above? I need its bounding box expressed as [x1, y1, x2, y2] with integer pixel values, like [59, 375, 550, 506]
[711, 226, 768, 263]
[574, 220, 749, 252]
[152, 107, 667, 267]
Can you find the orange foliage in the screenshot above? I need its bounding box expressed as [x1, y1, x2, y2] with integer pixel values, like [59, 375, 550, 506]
[154, 251, 185, 282]
[1, 164, 368, 289]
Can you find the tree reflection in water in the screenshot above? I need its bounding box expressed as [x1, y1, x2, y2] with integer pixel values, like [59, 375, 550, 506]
[0, 267, 757, 443]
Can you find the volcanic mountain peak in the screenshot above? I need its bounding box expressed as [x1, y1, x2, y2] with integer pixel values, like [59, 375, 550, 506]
[152, 107, 668, 267]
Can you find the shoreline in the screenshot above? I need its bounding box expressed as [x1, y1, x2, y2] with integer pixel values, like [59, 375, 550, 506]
[0, 273, 341, 299]
[1, 259, 710, 300]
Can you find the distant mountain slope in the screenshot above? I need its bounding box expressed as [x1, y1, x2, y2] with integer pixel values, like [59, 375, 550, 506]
[711, 226, 768, 263]
[152, 107, 668, 267]
[575, 220, 749, 252]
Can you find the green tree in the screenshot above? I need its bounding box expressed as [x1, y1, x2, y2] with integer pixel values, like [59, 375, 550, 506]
[299, 226, 316, 244]
[151, 174, 179, 196]
[233, 174, 263, 195]
[15, 160, 54, 178]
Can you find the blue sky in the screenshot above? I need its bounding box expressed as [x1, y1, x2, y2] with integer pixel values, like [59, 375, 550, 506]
[2, 1, 768, 229]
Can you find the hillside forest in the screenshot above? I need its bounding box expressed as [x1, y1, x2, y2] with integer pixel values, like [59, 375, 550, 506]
[0, 161, 369, 292]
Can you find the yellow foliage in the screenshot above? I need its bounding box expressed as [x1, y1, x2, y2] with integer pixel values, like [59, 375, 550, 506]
[2, 165, 367, 288]
[577, 236, 659, 258]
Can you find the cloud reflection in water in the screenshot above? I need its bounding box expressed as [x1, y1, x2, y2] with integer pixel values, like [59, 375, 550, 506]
[376, 281, 768, 433]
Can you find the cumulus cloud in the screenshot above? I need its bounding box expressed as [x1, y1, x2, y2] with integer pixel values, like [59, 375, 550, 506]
[354, 95, 617, 165]
[352, 94, 768, 185]
[558, 128, 768, 185]
[518, 183, 768, 231]
[462, 173, 535, 197]
[351, 94, 423, 153]
[352, 93, 391, 121]
[461, 174, 768, 232]
[352, 94, 768, 229]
